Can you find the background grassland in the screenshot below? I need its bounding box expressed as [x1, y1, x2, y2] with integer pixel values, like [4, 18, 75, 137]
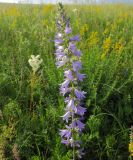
[0, 3, 133, 160]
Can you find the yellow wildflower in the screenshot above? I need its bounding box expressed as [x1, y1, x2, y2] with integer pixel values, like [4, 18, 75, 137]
[103, 37, 112, 54]
[80, 24, 89, 37]
[88, 31, 99, 46]
[6, 6, 20, 17]
[129, 143, 133, 156]
[129, 126, 133, 157]
[114, 40, 124, 53]
[111, 23, 117, 32]
[103, 28, 109, 36]
[42, 4, 54, 15]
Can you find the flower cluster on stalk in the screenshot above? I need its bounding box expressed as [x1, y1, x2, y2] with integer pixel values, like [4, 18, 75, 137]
[54, 3, 87, 159]
[28, 55, 43, 74]
[129, 126, 133, 157]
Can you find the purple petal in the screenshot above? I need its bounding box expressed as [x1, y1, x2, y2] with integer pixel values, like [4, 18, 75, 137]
[56, 20, 61, 30]
[65, 26, 72, 34]
[71, 120, 77, 128]
[71, 49, 81, 57]
[69, 42, 76, 50]
[56, 60, 66, 68]
[76, 106, 87, 116]
[75, 89, 86, 100]
[70, 35, 80, 42]
[76, 120, 85, 131]
[62, 15, 66, 21]
[64, 97, 71, 103]
[56, 46, 64, 52]
[60, 129, 67, 137]
[69, 43, 81, 57]
[76, 72, 86, 81]
[61, 139, 69, 145]
[72, 61, 82, 71]
[66, 18, 70, 27]
[60, 79, 70, 88]
[60, 129, 71, 138]
[60, 86, 70, 96]
[66, 99, 77, 113]
[64, 70, 74, 81]
[55, 39, 63, 45]
[62, 111, 71, 122]
[55, 52, 65, 60]
[56, 56, 68, 68]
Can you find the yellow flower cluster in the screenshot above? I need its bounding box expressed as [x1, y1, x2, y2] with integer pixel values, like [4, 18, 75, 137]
[80, 24, 89, 37]
[5, 6, 20, 17]
[101, 37, 112, 59]
[88, 31, 99, 46]
[129, 143, 133, 156]
[129, 126, 133, 157]
[103, 37, 112, 54]
[103, 28, 109, 36]
[42, 4, 54, 15]
[114, 40, 124, 53]
[111, 23, 117, 32]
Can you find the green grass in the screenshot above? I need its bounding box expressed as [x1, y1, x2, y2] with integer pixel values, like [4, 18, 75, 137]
[0, 3, 133, 160]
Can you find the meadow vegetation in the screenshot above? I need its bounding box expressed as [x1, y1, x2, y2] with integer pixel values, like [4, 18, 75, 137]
[0, 3, 133, 160]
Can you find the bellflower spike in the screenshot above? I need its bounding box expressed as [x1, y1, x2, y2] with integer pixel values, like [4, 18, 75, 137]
[55, 3, 87, 159]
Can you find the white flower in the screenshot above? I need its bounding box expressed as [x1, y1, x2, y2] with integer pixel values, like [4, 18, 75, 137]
[73, 8, 78, 13]
[28, 55, 43, 73]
